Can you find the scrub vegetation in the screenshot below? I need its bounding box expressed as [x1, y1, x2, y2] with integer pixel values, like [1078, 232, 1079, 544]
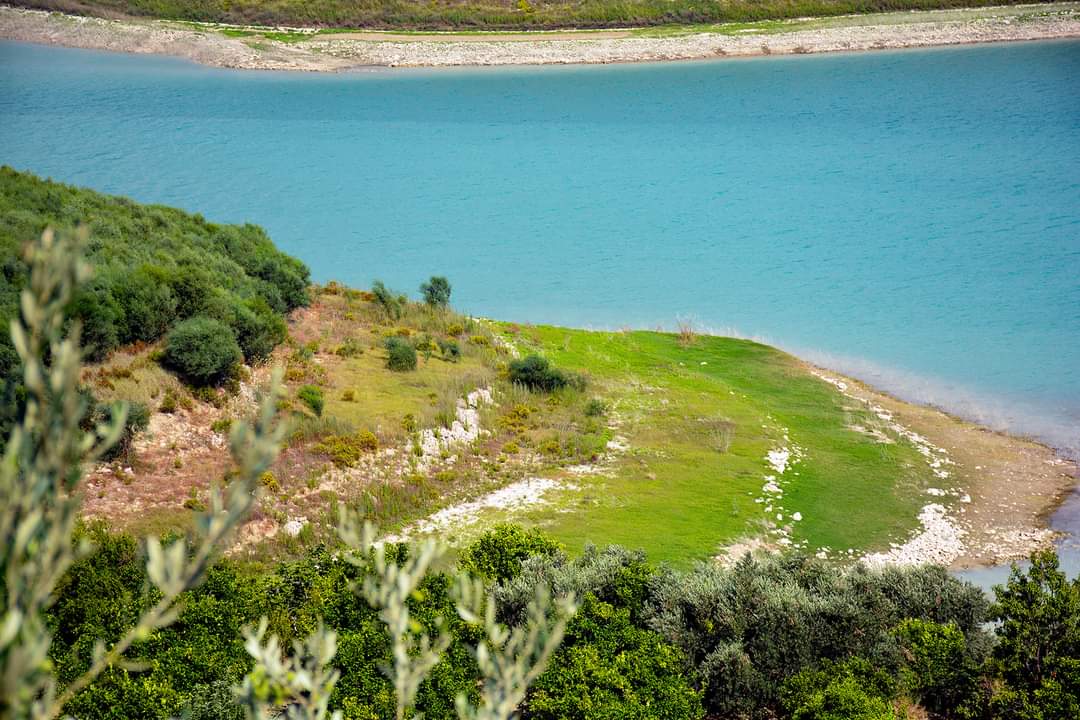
[10, 0, 1061, 31]
[0, 166, 307, 446]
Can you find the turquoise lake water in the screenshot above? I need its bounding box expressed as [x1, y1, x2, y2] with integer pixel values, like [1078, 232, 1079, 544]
[1, 40, 1079, 467]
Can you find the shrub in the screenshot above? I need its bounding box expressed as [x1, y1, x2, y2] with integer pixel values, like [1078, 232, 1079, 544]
[357, 430, 378, 453]
[446, 323, 464, 337]
[370, 280, 402, 320]
[526, 594, 703, 720]
[159, 390, 178, 414]
[783, 673, 897, 720]
[460, 524, 562, 582]
[163, 317, 243, 386]
[385, 337, 417, 372]
[583, 398, 607, 417]
[437, 339, 460, 361]
[989, 550, 1080, 718]
[894, 619, 980, 715]
[259, 471, 279, 492]
[111, 266, 179, 344]
[185, 681, 245, 720]
[231, 297, 287, 362]
[342, 389, 355, 402]
[84, 399, 150, 461]
[315, 431, 379, 468]
[334, 338, 364, 358]
[420, 276, 452, 307]
[68, 281, 120, 361]
[508, 355, 584, 393]
[646, 555, 989, 716]
[297, 385, 324, 417]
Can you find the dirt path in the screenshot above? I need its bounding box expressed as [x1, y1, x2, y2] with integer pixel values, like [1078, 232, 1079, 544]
[2, 3, 1078, 69]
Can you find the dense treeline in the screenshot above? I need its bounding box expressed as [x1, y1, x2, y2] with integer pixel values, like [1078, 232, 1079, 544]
[50, 523, 1080, 719]
[0, 167, 309, 440]
[11, 0, 1061, 31]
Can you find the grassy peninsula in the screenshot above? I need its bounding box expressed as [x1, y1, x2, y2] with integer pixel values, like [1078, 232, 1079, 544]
[1, 167, 1072, 571]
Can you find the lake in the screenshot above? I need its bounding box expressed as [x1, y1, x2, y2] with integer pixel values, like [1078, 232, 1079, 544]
[1, 38, 1078, 469]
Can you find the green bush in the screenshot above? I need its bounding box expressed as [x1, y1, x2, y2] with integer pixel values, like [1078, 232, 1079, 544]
[645, 555, 989, 716]
[989, 550, 1080, 719]
[335, 337, 364, 358]
[385, 337, 417, 372]
[526, 594, 703, 720]
[437, 338, 460, 361]
[111, 265, 179, 344]
[370, 280, 402, 320]
[420, 276, 452, 307]
[68, 279, 121, 361]
[297, 385, 324, 417]
[315, 430, 378, 467]
[163, 317, 243, 386]
[0, 166, 306, 392]
[583, 398, 608, 417]
[230, 296, 287, 362]
[508, 355, 584, 393]
[785, 674, 897, 720]
[894, 618, 980, 715]
[460, 524, 562, 582]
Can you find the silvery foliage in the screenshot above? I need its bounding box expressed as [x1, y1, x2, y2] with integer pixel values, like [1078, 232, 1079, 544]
[492, 544, 645, 625]
[0, 229, 286, 720]
[238, 515, 577, 720]
[235, 618, 342, 720]
[455, 577, 575, 720]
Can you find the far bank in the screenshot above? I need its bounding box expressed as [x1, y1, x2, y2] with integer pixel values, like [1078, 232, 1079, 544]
[1, 3, 1078, 68]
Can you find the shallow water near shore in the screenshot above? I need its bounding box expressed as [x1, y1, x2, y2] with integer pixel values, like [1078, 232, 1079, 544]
[1, 41, 1078, 460]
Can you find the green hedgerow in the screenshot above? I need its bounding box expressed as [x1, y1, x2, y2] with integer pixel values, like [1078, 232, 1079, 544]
[163, 316, 242, 387]
[385, 337, 417, 372]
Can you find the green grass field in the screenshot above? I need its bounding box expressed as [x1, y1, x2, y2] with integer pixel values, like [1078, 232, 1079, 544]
[496, 325, 936, 565]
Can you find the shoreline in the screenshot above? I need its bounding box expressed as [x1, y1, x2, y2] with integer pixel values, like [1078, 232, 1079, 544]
[800, 362, 1077, 571]
[0, 4, 1078, 69]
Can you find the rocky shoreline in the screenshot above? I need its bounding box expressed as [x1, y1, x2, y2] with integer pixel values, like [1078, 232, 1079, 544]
[806, 366, 1077, 571]
[1, 3, 1079, 70]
